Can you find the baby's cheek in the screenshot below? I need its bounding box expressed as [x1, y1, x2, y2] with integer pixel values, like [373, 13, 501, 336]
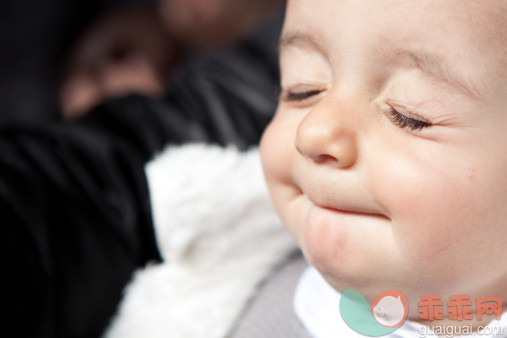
[382, 167, 472, 264]
[390, 173, 498, 282]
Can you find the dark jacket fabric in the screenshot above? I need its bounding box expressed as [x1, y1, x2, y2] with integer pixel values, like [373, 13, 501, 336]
[2, 8, 283, 338]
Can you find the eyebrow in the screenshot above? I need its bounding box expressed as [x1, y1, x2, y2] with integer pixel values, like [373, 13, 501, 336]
[279, 31, 481, 99]
[396, 50, 481, 99]
[278, 31, 328, 58]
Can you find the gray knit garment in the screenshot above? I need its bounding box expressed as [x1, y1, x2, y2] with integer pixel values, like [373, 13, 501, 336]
[229, 251, 312, 338]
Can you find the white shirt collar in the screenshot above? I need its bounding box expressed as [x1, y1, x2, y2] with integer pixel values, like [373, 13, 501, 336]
[294, 267, 507, 338]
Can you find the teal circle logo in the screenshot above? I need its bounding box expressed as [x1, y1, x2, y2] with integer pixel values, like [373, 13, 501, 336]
[340, 289, 409, 336]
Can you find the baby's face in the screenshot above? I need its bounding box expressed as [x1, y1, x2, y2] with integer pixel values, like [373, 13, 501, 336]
[261, 0, 507, 318]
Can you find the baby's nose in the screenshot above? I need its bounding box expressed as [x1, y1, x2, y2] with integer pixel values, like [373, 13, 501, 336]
[294, 96, 358, 169]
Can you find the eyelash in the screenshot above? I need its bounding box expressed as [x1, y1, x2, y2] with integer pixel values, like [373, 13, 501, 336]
[386, 106, 432, 131]
[283, 89, 433, 131]
[283, 89, 323, 102]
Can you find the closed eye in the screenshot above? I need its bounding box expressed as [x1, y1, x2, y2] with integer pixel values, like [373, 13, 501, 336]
[387, 106, 432, 131]
[283, 89, 323, 102]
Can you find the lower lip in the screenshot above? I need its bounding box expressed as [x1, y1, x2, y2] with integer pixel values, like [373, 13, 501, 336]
[307, 204, 352, 227]
[307, 203, 385, 228]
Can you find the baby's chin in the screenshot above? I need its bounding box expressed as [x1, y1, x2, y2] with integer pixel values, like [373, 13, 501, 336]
[303, 243, 459, 322]
[285, 194, 437, 309]
[300, 236, 385, 300]
[299, 208, 388, 287]
[299, 222, 415, 308]
[313, 263, 423, 319]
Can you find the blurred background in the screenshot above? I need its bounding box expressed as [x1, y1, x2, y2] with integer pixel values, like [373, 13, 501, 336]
[0, 0, 282, 122]
[0, 0, 145, 122]
[2, 2, 284, 336]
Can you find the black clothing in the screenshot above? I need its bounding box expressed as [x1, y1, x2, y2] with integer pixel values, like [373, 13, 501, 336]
[2, 8, 283, 338]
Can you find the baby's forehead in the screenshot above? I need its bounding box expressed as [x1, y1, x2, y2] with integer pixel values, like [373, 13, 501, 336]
[285, 0, 506, 43]
[283, 0, 507, 98]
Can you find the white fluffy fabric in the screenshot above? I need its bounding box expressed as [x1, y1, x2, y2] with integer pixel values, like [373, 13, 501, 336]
[105, 144, 297, 338]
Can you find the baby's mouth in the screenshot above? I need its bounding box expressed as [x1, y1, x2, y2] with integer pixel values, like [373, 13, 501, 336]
[304, 193, 390, 220]
[317, 204, 386, 219]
